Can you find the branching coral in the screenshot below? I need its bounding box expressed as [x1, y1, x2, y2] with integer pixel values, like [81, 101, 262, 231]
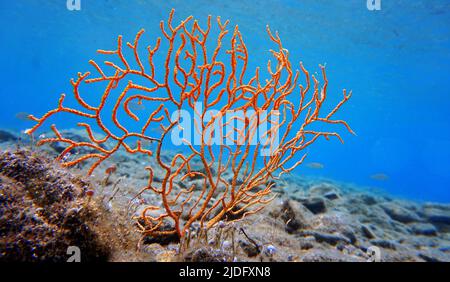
[27, 9, 354, 240]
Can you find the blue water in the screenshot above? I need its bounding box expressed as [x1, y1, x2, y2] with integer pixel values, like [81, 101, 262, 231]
[1, 1, 449, 203]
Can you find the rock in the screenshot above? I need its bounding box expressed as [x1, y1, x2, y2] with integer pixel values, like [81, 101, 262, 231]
[423, 202, 450, 210]
[0, 149, 110, 262]
[309, 212, 358, 236]
[183, 247, 232, 262]
[300, 197, 327, 214]
[361, 225, 376, 239]
[359, 194, 378, 205]
[290, 194, 307, 202]
[337, 244, 366, 258]
[341, 229, 358, 244]
[378, 249, 421, 262]
[323, 191, 339, 200]
[298, 231, 350, 246]
[308, 183, 339, 196]
[298, 236, 316, 250]
[239, 240, 260, 257]
[409, 223, 438, 236]
[370, 239, 397, 250]
[423, 207, 450, 226]
[279, 200, 310, 233]
[300, 249, 365, 262]
[379, 202, 421, 223]
[400, 236, 440, 249]
[418, 250, 450, 262]
[0, 130, 18, 143]
[272, 187, 285, 194]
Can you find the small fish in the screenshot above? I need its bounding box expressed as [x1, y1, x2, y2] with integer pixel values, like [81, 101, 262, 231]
[150, 126, 164, 134]
[370, 173, 389, 181]
[128, 100, 145, 111]
[140, 139, 154, 148]
[306, 162, 324, 169]
[15, 112, 32, 121]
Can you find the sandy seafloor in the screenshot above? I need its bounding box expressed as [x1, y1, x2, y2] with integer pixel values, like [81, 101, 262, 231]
[0, 128, 449, 262]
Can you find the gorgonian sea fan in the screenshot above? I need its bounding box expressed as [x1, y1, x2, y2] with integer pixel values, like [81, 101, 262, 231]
[27, 9, 354, 239]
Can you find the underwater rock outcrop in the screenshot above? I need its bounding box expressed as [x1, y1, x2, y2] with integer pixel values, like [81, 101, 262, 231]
[0, 130, 18, 143]
[0, 149, 110, 262]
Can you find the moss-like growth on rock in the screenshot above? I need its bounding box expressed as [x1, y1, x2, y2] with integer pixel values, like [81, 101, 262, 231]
[0, 149, 110, 262]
